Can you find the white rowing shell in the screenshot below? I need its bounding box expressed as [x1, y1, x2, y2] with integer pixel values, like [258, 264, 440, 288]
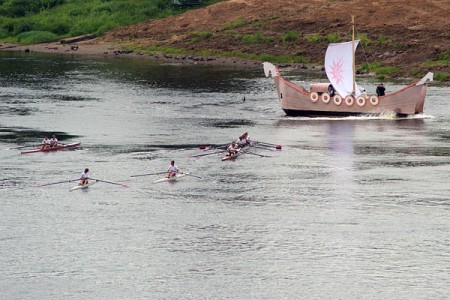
[69, 180, 97, 191]
[153, 173, 188, 184]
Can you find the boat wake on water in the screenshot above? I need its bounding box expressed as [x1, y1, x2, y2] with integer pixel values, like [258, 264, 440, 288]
[281, 113, 434, 122]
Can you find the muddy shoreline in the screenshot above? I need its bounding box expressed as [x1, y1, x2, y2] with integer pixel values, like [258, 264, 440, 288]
[0, 39, 324, 74]
[1, 40, 446, 85]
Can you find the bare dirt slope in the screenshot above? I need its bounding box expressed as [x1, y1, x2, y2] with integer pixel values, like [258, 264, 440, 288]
[103, 0, 450, 76]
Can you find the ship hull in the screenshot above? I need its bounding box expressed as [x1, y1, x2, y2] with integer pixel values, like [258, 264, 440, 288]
[264, 62, 431, 117]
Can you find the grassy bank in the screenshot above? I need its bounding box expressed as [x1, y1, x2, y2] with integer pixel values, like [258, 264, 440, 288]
[0, 0, 221, 44]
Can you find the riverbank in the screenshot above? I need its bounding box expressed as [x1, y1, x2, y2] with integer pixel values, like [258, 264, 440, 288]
[1, 0, 449, 81]
[0, 40, 269, 70]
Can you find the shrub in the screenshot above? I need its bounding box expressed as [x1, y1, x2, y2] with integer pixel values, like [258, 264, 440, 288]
[221, 18, 246, 30]
[243, 33, 261, 44]
[0, 28, 9, 38]
[375, 66, 399, 79]
[191, 31, 212, 39]
[16, 30, 58, 44]
[376, 35, 387, 43]
[305, 33, 321, 43]
[326, 32, 341, 43]
[356, 33, 371, 46]
[259, 53, 277, 62]
[360, 62, 380, 73]
[282, 31, 299, 43]
[436, 52, 449, 61]
[434, 73, 449, 81]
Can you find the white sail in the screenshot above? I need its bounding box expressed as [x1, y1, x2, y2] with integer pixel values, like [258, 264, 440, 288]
[325, 41, 360, 98]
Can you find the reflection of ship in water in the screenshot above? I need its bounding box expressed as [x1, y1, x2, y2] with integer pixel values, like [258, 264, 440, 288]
[327, 122, 355, 200]
[275, 116, 425, 131]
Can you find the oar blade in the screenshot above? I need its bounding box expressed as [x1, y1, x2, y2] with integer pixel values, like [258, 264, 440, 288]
[34, 179, 79, 188]
[90, 178, 129, 187]
[182, 172, 204, 179]
[129, 172, 165, 178]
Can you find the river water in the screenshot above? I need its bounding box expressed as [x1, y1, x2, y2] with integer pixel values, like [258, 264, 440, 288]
[1, 52, 449, 299]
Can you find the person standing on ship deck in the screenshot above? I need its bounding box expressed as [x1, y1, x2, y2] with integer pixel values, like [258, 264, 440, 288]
[376, 83, 386, 96]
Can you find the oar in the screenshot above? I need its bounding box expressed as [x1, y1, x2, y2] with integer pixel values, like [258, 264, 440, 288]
[253, 141, 282, 150]
[130, 171, 166, 178]
[250, 144, 280, 151]
[245, 151, 272, 158]
[191, 150, 226, 158]
[199, 143, 228, 150]
[34, 179, 79, 188]
[181, 172, 203, 179]
[2, 144, 36, 151]
[90, 178, 129, 187]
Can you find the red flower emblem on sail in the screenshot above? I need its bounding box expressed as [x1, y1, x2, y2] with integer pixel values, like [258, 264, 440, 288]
[330, 59, 344, 84]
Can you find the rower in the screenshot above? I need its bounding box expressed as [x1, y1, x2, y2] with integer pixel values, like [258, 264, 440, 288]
[243, 132, 251, 144]
[50, 135, 59, 147]
[227, 142, 239, 156]
[167, 160, 180, 178]
[40, 137, 51, 149]
[236, 132, 250, 147]
[80, 168, 89, 185]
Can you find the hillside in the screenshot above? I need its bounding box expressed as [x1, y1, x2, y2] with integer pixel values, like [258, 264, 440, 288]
[1, 0, 448, 80]
[102, 0, 449, 79]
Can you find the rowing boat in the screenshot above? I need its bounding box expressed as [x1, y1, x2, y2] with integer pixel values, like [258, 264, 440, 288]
[21, 142, 81, 155]
[69, 180, 97, 191]
[153, 173, 188, 184]
[221, 145, 249, 161]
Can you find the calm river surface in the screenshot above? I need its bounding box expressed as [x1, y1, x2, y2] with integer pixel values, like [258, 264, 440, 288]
[1, 52, 449, 299]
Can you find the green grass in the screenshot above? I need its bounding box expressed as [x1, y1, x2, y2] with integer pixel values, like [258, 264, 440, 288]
[305, 33, 321, 43]
[434, 73, 449, 81]
[423, 52, 449, 68]
[242, 32, 263, 45]
[356, 33, 371, 46]
[376, 35, 388, 43]
[16, 31, 58, 44]
[139, 44, 309, 64]
[281, 31, 299, 43]
[221, 17, 246, 30]
[375, 66, 399, 79]
[326, 32, 341, 43]
[191, 31, 212, 39]
[0, 0, 221, 43]
[360, 61, 380, 73]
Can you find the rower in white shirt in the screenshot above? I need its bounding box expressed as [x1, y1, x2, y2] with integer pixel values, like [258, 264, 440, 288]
[50, 135, 59, 147]
[236, 132, 251, 147]
[80, 168, 89, 185]
[40, 137, 51, 149]
[167, 160, 180, 178]
[227, 142, 240, 156]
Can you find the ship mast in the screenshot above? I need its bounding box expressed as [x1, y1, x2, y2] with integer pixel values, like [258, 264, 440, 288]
[351, 15, 356, 96]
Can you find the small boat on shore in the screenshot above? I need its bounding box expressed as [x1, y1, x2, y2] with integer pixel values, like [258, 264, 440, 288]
[263, 18, 433, 117]
[69, 180, 97, 191]
[21, 142, 81, 154]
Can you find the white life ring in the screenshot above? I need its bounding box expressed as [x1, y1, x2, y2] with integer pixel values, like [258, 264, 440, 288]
[356, 96, 366, 107]
[310, 92, 319, 103]
[333, 95, 342, 106]
[369, 95, 379, 106]
[345, 96, 354, 106]
[321, 93, 331, 104]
